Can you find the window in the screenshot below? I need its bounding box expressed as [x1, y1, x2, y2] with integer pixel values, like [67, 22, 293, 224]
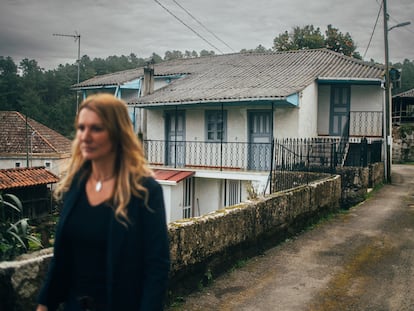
[182, 178, 193, 219]
[225, 180, 241, 206]
[329, 85, 350, 136]
[44, 161, 51, 169]
[15, 162, 21, 168]
[205, 110, 227, 141]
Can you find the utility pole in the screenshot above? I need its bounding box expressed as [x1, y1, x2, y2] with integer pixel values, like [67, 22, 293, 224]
[382, 0, 411, 183]
[53, 32, 81, 112]
[383, 0, 391, 183]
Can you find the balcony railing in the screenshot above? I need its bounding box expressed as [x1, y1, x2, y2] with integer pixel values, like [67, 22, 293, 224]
[143, 137, 383, 173]
[392, 109, 414, 125]
[349, 111, 383, 137]
[143, 140, 272, 171]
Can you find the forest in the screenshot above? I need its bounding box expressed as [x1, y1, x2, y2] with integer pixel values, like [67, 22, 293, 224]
[1, 25, 414, 138]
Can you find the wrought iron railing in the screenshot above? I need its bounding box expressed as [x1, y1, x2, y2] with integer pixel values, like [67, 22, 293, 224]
[270, 137, 383, 192]
[143, 140, 272, 171]
[144, 137, 382, 172]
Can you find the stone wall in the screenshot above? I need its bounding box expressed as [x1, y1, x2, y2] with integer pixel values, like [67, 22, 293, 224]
[393, 125, 414, 163]
[337, 162, 384, 209]
[0, 164, 384, 310]
[0, 176, 341, 310]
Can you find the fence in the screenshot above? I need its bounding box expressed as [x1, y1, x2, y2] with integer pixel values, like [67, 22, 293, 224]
[270, 137, 383, 192]
[144, 137, 383, 193]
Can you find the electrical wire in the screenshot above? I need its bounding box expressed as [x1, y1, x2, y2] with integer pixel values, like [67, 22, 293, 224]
[363, 1, 383, 59]
[171, 0, 235, 52]
[153, 0, 224, 54]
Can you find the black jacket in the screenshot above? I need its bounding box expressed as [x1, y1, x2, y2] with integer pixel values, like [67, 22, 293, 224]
[37, 175, 171, 310]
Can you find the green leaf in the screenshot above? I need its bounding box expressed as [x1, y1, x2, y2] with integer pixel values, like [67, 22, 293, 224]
[1, 200, 22, 213]
[4, 194, 23, 210]
[7, 231, 27, 250]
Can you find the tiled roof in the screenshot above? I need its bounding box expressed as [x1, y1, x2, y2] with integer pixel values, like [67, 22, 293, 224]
[0, 111, 72, 155]
[153, 169, 195, 183]
[0, 166, 59, 190]
[393, 88, 414, 98]
[74, 49, 384, 106]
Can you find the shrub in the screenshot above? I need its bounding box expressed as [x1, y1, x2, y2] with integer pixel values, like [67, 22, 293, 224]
[0, 193, 42, 261]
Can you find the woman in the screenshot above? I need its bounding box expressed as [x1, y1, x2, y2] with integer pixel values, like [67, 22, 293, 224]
[36, 94, 170, 311]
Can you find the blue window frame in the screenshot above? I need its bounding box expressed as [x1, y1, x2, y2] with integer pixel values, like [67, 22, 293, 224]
[205, 110, 227, 141]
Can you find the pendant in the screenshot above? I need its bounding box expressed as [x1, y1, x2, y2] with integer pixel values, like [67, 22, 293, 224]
[95, 180, 103, 192]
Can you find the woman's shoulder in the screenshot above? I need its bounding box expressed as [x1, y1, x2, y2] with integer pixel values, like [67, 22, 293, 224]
[140, 175, 161, 191]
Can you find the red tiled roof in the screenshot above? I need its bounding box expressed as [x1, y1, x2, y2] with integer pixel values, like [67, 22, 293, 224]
[0, 111, 72, 155]
[153, 169, 195, 183]
[0, 167, 59, 190]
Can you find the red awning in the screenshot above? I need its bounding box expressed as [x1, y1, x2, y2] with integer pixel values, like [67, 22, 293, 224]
[153, 169, 195, 183]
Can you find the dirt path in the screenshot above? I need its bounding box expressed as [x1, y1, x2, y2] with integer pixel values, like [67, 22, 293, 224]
[168, 164, 414, 311]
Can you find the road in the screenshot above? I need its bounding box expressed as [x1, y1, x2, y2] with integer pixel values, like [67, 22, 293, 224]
[168, 164, 414, 311]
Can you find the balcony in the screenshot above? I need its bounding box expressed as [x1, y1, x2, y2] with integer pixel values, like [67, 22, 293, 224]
[349, 111, 383, 137]
[143, 140, 272, 172]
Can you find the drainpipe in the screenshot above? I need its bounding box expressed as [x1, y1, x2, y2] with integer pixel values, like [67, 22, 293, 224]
[26, 115, 29, 167]
[269, 102, 275, 194]
[174, 105, 178, 168]
[220, 102, 224, 171]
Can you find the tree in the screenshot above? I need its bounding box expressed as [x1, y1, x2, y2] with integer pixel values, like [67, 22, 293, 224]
[273, 24, 361, 58]
[0, 56, 21, 110]
[199, 50, 215, 57]
[164, 50, 184, 61]
[240, 44, 272, 53]
[273, 25, 324, 51]
[151, 53, 163, 64]
[184, 50, 198, 58]
[325, 25, 361, 59]
[392, 59, 414, 93]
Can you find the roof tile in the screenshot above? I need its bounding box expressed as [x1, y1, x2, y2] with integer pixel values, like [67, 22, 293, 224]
[0, 111, 72, 155]
[0, 166, 59, 190]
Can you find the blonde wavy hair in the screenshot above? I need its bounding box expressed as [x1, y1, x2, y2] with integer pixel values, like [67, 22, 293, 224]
[55, 93, 153, 223]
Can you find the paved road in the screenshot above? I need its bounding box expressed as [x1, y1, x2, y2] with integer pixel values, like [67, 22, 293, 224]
[169, 164, 414, 311]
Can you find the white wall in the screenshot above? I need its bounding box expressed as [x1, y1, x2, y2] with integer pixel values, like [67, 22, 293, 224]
[0, 156, 69, 177]
[194, 177, 223, 216]
[160, 181, 185, 223]
[350, 85, 383, 111]
[274, 107, 298, 138]
[298, 82, 319, 137]
[317, 85, 331, 135]
[227, 108, 247, 142]
[146, 110, 165, 140]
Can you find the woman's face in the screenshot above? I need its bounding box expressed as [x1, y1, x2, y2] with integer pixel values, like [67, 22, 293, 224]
[77, 108, 115, 162]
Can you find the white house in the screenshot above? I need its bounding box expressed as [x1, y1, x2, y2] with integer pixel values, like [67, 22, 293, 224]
[0, 111, 72, 177]
[73, 49, 385, 223]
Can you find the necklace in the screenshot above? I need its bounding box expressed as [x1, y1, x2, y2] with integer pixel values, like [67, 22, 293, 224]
[92, 175, 114, 192]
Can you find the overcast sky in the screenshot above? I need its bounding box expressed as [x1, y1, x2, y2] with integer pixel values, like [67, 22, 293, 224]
[1, 0, 413, 71]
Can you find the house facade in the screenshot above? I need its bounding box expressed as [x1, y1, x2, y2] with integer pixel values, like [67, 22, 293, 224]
[73, 49, 385, 223]
[0, 111, 72, 177]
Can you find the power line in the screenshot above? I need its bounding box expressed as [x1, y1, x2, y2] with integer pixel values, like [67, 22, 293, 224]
[363, 1, 382, 59]
[171, 0, 235, 52]
[153, 0, 224, 54]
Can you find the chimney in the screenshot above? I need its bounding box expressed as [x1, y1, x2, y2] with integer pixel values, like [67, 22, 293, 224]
[143, 59, 154, 96]
[139, 59, 155, 141]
